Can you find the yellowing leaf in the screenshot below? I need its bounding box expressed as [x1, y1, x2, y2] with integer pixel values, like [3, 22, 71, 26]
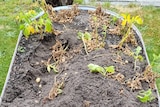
[28, 25, 35, 34]
[135, 16, 143, 25]
[45, 19, 52, 32]
[127, 14, 131, 24]
[121, 14, 127, 19]
[121, 20, 127, 27]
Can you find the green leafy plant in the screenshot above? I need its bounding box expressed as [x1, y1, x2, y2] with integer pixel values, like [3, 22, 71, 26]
[132, 46, 143, 71]
[118, 14, 143, 47]
[16, 9, 53, 39]
[47, 63, 58, 73]
[77, 32, 92, 55]
[104, 66, 115, 73]
[88, 63, 115, 76]
[137, 89, 155, 103]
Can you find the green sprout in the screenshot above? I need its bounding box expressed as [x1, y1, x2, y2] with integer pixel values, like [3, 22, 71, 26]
[104, 66, 115, 73]
[137, 89, 155, 103]
[17, 46, 25, 53]
[111, 16, 118, 26]
[133, 46, 143, 71]
[88, 63, 115, 76]
[47, 63, 58, 73]
[77, 32, 92, 55]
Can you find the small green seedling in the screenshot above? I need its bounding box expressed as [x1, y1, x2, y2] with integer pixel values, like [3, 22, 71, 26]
[111, 16, 118, 25]
[102, 25, 107, 42]
[133, 46, 143, 71]
[104, 66, 115, 73]
[47, 63, 58, 73]
[88, 63, 115, 76]
[137, 89, 155, 103]
[17, 46, 25, 53]
[77, 32, 92, 55]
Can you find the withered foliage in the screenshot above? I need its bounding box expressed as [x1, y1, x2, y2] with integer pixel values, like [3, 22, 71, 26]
[50, 4, 79, 23]
[43, 75, 66, 103]
[52, 40, 66, 63]
[143, 65, 160, 89]
[115, 73, 125, 83]
[126, 72, 143, 91]
[85, 32, 105, 53]
[126, 65, 160, 90]
[89, 5, 110, 31]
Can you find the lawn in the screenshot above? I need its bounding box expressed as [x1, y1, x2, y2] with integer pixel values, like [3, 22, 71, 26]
[0, 0, 36, 93]
[0, 0, 160, 94]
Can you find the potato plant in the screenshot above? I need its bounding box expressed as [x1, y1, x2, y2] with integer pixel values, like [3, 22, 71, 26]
[118, 14, 143, 47]
[16, 9, 53, 39]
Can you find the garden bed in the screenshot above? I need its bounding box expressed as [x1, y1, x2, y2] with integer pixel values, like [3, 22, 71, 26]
[1, 5, 159, 107]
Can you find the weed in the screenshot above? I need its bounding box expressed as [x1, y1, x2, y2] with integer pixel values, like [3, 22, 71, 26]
[137, 89, 155, 103]
[17, 46, 25, 53]
[88, 63, 115, 76]
[77, 32, 92, 55]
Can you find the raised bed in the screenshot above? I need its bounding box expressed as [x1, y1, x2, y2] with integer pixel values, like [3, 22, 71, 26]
[0, 5, 160, 107]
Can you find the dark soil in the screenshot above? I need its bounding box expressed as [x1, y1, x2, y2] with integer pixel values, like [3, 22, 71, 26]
[1, 6, 159, 107]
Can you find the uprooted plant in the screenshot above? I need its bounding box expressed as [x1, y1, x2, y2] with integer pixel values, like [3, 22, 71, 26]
[88, 63, 115, 76]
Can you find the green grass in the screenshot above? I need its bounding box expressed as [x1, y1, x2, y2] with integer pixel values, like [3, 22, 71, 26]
[0, 0, 35, 94]
[0, 1, 160, 94]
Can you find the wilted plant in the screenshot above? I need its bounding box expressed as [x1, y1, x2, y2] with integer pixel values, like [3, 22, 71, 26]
[118, 14, 143, 47]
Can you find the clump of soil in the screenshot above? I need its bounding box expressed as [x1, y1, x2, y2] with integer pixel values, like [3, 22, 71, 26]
[1, 6, 159, 107]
